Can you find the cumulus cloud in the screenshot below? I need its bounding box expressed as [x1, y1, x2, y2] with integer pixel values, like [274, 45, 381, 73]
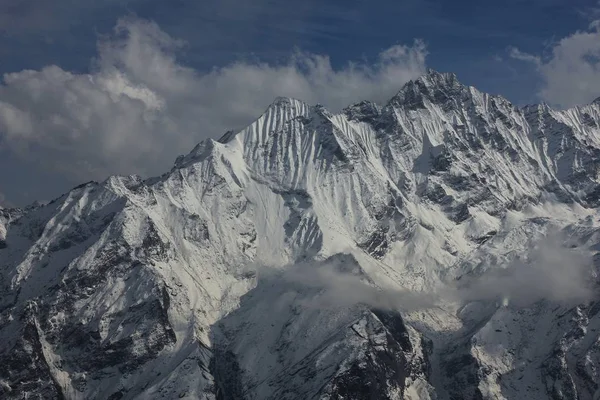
[0, 17, 427, 183]
[509, 20, 600, 108]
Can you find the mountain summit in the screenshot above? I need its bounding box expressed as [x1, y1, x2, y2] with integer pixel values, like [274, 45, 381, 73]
[1, 72, 600, 399]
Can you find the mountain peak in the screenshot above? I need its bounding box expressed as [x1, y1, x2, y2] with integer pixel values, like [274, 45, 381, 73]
[343, 100, 381, 122]
[261, 96, 312, 119]
[420, 69, 460, 87]
[389, 69, 466, 109]
[270, 96, 309, 108]
[173, 138, 218, 169]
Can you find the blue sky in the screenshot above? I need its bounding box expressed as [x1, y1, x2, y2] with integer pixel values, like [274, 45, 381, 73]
[2, 0, 596, 102]
[1, 0, 600, 206]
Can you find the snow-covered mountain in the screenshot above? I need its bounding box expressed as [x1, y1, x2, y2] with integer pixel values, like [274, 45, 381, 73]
[2, 69, 600, 399]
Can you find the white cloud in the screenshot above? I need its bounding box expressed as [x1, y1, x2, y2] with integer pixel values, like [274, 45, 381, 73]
[455, 234, 594, 307]
[507, 47, 541, 65]
[0, 17, 427, 183]
[509, 20, 600, 108]
[251, 232, 593, 313]
[261, 258, 438, 312]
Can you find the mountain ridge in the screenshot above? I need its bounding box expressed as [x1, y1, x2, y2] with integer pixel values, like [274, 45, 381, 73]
[4, 68, 600, 214]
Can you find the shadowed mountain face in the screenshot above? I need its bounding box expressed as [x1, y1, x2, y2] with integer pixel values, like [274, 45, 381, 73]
[2, 70, 600, 399]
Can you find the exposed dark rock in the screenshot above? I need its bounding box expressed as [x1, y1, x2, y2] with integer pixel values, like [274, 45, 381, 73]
[210, 349, 246, 400]
[442, 353, 484, 400]
[358, 227, 389, 259]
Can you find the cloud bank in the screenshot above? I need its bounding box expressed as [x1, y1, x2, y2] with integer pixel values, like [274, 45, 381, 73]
[455, 234, 594, 307]
[255, 234, 595, 313]
[263, 258, 439, 312]
[0, 17, 427, 187]
[509, 20, 600, 108]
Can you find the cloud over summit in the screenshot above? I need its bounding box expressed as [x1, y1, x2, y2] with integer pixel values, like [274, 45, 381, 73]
[0, 17, 427, 191]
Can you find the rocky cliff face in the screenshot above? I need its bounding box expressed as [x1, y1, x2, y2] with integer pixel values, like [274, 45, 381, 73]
[1, 70, 600, 399]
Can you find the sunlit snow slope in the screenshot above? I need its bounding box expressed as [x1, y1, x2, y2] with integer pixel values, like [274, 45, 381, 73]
[2, 70, 600, 399]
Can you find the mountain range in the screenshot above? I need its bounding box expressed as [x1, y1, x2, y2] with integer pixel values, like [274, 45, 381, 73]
[2, 70, 600, 399]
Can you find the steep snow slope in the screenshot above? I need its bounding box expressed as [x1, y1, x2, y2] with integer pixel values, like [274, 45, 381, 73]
[1, 70, 600, 399]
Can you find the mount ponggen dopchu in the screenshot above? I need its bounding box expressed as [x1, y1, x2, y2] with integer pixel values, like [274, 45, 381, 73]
[3, 70, 600, 399]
